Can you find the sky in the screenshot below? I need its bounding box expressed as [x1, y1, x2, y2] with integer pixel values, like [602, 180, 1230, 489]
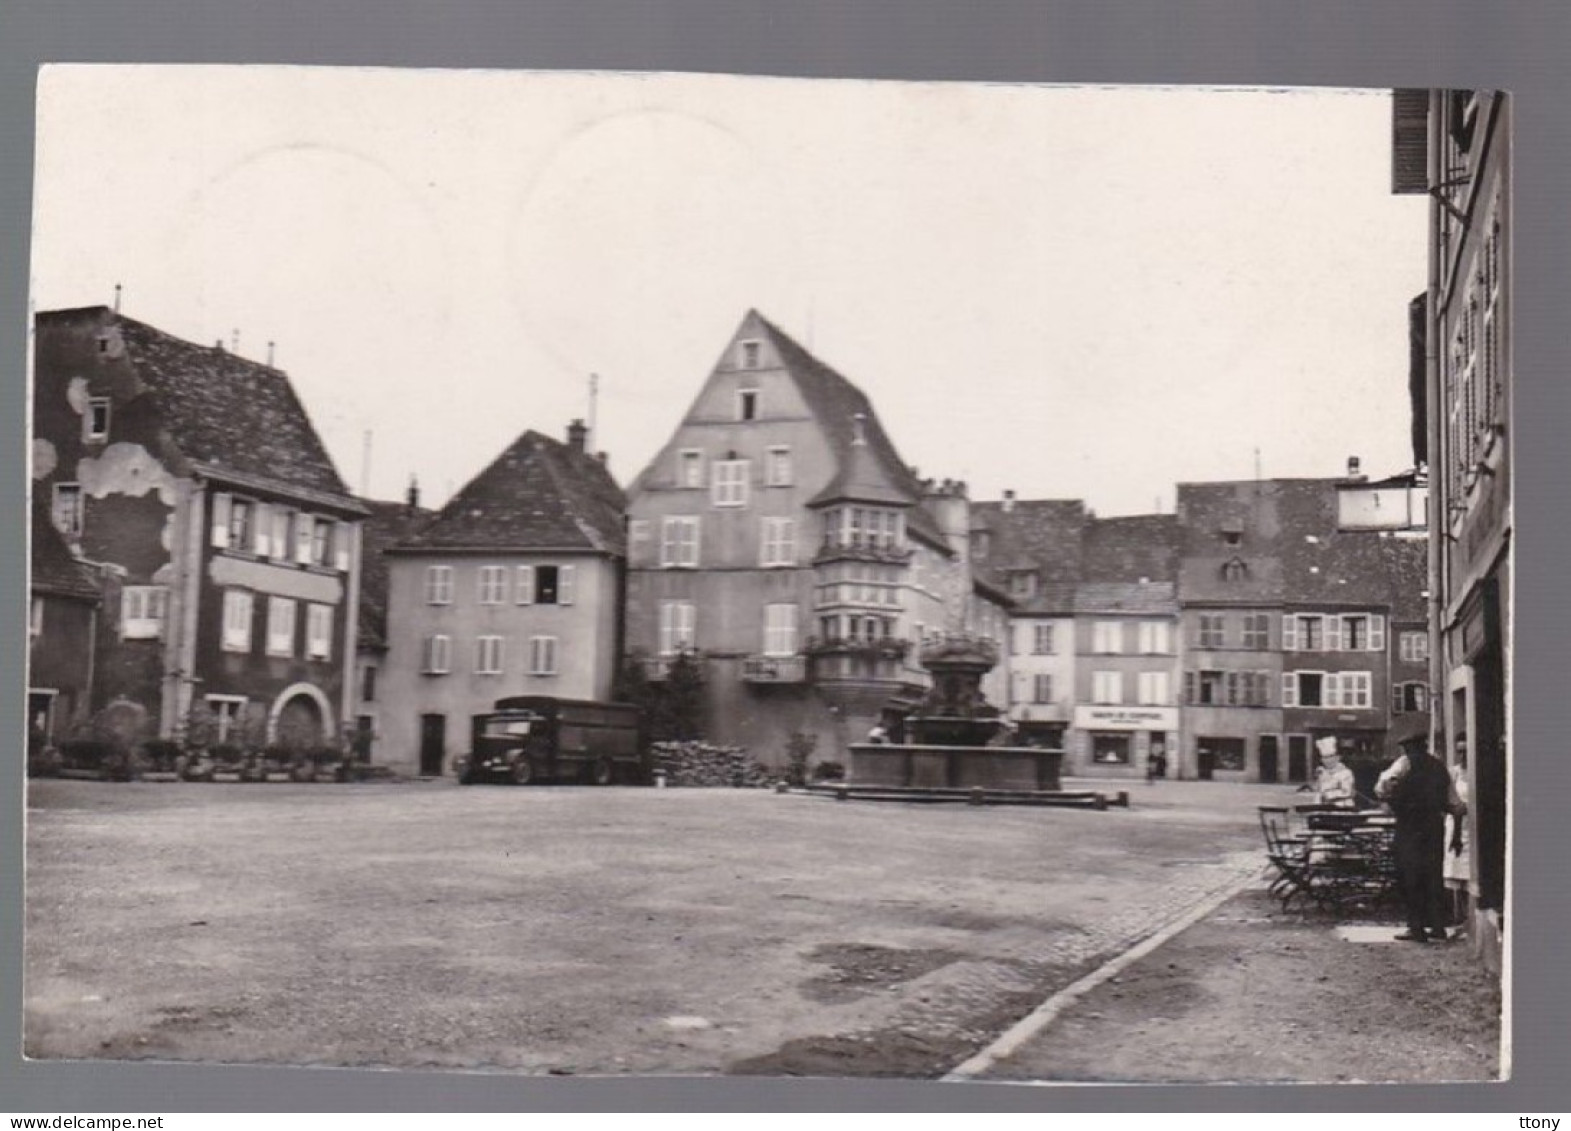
[31, 67, 1428, 516]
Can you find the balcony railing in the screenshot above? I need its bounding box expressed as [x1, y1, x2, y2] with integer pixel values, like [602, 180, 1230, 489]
[812, 538, 914, 566]
[802, 636, 912, 661]
[741, 655, 808, 683]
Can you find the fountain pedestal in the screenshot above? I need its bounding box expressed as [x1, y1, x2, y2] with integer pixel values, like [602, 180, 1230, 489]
[846, 634, 1066, 795]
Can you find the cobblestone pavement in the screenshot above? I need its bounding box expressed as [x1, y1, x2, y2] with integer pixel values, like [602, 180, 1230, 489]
[25, 777, 1283, 1078]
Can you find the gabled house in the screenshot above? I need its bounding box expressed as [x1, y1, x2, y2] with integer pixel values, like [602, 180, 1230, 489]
[28, 500, 102, 749]
[1175, 476, 1429, 785]
[31, 306, 368, 750]
[1072, 514, 1181, 779]
[377, 422, 626, 777]
[350, 485, 436, 763]
[624, 310, 984, 763]
[969, 496, 1087, 749]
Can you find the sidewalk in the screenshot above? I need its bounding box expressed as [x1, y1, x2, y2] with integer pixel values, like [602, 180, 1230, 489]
[962, 881, 1504, 1086]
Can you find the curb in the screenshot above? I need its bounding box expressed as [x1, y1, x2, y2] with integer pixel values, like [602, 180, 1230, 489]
[942, 864, 1266, 1082]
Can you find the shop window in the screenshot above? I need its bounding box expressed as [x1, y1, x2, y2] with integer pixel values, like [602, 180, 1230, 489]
[1091, 732, 1131, 765]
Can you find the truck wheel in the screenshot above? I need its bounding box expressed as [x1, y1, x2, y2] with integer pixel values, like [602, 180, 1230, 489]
[511, 758, 535, 785]
[591, 757, 615, 786]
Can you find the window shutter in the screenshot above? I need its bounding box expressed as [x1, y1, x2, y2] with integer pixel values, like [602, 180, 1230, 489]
[1183, 671, 1195, 704]
[334, 523, 352, 571]
[1370, 615, 1386, 652]
[1391, 683, 1404, 714]
[558, 565, 575, 605]
[1325, 674, 1342, 708]
[295, 516, 314, 565]
[1281, 615, 1297, 651]
[1281, 673, 1297, 707]
[211, 493, 232, 548]
[1326, 617, 1344, 652]
[271, 510, 291, 561]
[516, 565, 535, 604]
[251, 503, 271, 556]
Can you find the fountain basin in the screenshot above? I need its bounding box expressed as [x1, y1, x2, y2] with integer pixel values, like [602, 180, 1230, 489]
[848, 742, 1064, 793]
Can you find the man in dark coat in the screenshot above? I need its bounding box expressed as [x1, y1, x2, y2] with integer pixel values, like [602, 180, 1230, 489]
[1376, 735, 1466, 942]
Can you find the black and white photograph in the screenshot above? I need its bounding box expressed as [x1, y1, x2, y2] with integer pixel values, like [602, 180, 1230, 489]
[23, 65, 1510, 1087]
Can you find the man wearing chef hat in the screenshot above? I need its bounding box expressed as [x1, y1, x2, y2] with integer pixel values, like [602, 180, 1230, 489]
[1312, 735, 1357, 808]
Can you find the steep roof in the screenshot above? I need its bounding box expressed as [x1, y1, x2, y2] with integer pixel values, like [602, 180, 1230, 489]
[394, 430, 626, 555]
[756, 314, 944, 547]
[356, 497, 436, 649]
[1176, 477, 1428, 612]
[30, 502, 99, 602]
[1074, 580, 1179, 615]
[107, 313, 359, 508]
[969, 499, 1087, 613]
[1080, 514, 1179, 584]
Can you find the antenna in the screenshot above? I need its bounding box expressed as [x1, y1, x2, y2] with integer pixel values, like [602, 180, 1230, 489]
[588, 373, 599, 451]
[113, 283, 122, 313]
[267, 340, 276, 367]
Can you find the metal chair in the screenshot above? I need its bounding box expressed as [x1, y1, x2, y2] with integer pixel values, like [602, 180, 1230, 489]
[1259, 806, 1316, 910]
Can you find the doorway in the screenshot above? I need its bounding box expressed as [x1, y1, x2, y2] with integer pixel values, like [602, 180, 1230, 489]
[1259, 734, 1280, 783]
[419, 713, 447, 777]
[1287, 734, 1310, 783]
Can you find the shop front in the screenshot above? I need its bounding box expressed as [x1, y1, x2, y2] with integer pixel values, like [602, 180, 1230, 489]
[1071, 705, 1179, 780]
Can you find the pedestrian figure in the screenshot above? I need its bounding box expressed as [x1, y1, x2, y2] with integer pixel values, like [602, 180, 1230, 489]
[1377, 735, 1466, 943]
[865, 724, 888, 745]
[1444, 739, 1471, 930]
[1146, 742, 1167, 784]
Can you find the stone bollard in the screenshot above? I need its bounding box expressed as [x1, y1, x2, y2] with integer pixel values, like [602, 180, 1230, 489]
[835, 784, 849, 802]
[654, 770, 668, 789]
[969, 786, 985, 806]
[1116, 791, 1129, 808]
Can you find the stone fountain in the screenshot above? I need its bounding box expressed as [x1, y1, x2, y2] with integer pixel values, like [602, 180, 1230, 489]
[847, 633, 1064, 794]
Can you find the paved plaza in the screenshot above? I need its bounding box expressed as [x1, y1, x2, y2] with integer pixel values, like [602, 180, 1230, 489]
[25, 778, 1275, 1077]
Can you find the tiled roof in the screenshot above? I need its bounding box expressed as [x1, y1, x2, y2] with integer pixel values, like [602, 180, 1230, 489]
[356, 497, 436, 649]
[969, 499, 1087, 611]
[1081, 514, 1179, 583]
[30, 502, 99, 601]
[111, 314, 358, 507]
[1074, 581, 1178, 615]
[758, 314, 946, 549]
[395, 430, 626, 555]
[1176, 478, 1428, 613]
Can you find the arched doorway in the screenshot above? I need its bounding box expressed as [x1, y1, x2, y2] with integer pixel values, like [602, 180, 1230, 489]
[268, 683, 335, 750]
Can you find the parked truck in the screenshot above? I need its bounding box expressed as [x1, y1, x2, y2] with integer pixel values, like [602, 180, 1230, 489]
[453, 696, 646, 785]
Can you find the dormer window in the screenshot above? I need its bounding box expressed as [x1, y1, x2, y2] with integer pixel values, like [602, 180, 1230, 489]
[1008, 570, 1039, 599]
[739, 340, 762, 369]
[738, 389, 758, 421]
[1221, 557, 1249, 582]
[1221, 526, 1242, 546]
[85, 398, 110, 442]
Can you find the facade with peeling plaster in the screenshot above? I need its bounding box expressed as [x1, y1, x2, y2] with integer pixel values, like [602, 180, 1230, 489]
[31, 307, 368, 750]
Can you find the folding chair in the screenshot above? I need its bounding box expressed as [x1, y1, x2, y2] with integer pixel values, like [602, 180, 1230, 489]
[1258, 806, 1316, 910]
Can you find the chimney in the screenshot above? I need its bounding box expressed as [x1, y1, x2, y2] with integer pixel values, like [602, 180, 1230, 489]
[1347, 455, 1362, 479]
[567, 418, 588, 453]
[1002, 489, 1016, 513]
[406, 475, 421, 513]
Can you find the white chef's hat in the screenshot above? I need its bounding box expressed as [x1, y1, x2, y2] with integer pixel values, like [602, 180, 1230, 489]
[1315, 736, 1340, 757]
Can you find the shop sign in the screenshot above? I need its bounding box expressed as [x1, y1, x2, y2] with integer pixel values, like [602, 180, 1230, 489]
[1074, 706, 1178, 731]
